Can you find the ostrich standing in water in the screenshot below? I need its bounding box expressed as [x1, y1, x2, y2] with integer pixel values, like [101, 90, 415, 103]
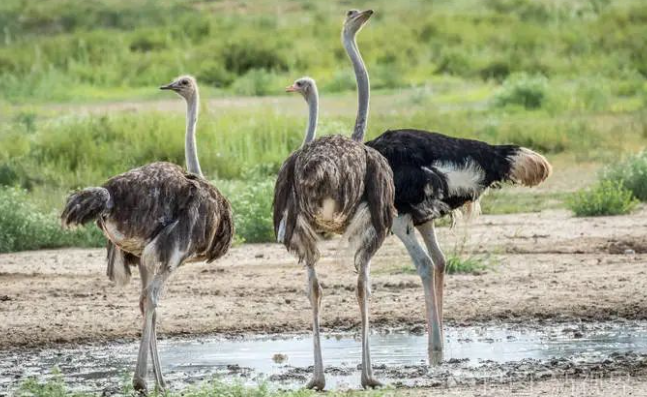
[273, 10, 395, 390]
[365, 92, 551, 358]
[61, 76, 234, 393]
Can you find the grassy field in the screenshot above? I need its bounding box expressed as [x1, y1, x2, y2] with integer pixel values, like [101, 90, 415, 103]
[0, 0, 646, 251]
[17, 375, 392, 397]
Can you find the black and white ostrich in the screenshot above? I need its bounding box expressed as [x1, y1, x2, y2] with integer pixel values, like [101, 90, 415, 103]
[61, 76, 234, 393]
[366, 123, 551, 361]
[273, 10, 395, 390]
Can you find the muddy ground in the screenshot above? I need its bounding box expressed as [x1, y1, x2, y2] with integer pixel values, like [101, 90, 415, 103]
[1, 209, 647, 394]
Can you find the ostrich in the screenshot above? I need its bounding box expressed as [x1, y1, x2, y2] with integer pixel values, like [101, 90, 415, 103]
[366, 120, 551, 359]
[60, 76, 234, 393]
[273, 10, 395, 389]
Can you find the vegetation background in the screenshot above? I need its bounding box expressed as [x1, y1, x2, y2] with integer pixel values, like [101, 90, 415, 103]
[0, 0, 646, 251]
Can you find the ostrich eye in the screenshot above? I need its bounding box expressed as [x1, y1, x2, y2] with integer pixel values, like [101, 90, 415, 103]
[296, 81, 303, 87]
[347, 10, 358, 17]
[181, 80, 188, 85]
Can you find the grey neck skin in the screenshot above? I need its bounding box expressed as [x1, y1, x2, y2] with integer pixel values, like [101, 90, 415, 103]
[184, 90, 203, 178]
[302, 85, 319, 146]
[343, 30, 369, 141]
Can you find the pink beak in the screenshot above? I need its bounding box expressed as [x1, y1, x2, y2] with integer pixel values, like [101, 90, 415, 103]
[285, 84, 298, 92]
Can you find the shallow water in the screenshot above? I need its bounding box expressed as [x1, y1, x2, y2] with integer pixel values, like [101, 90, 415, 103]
[2, 321, 647, 393]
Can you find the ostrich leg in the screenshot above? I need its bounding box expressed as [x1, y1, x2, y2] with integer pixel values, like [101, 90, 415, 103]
[356, 258, 381, 388]
[149, 311, 166, 391]
[136, 264, 166, 391]
[133, 261, 154, 392]
[145, 269, 173, 392]
[305, 264, 325, 390]
[416, 221, 446, 333]
[392, 215, 443, 364]
[352, 222, 384, 389]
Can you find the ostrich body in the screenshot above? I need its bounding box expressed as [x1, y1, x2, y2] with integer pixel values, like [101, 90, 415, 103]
[366, 128, 551, 360]
[60, 76, 234, 392]
[273, 10, 395, 390]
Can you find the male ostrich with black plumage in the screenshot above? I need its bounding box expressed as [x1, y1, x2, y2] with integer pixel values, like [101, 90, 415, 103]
[366, 118, 551, 361]
[61, 76, 234, 393]
[273, 10, 395, 390]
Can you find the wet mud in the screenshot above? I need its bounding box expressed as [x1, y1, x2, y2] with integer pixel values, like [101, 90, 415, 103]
[2, 321, 647, 394]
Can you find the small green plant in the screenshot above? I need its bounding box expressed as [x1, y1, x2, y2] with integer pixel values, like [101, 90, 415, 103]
[601, 151, 647, 201]
[17, 376, 389, 397]
[493, 73, 548, 109]
[445, 254, 491, 275]
[444, 228, 496, 275]
[0, 187, 104, 253]
[567, 180, 638, 217]
[218, 176, 275, 244]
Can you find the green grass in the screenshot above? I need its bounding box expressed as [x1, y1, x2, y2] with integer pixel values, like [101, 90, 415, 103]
[17, 375, 393, 397]
[0, 187, 103, 253]
[601, 150, 647, 201]
[0, 0, 645, 103]
[567, 180, 639, 216]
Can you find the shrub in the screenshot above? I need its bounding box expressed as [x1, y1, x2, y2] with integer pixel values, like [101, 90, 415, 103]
[567, 180, 638, 217]
[446, 255, 491, 275]
[493, 73, 548, 109]
[479, 60, 512, 82]
[231, 69, 279, 96]
[218, 177, 275, 244]
[0, 187, 103, 253]
[220, 40, 288, 75]
[601, 151, 647, 201]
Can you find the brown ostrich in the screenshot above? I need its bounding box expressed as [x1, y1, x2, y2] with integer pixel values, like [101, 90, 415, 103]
[273, 10, 395, 390]
[61, 76, 234, 393]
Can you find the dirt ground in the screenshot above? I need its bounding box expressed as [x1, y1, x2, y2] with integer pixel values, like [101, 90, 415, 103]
[392, 376, 646, 396]
[1, 209, 647, 394]
[1, 208, 646, 348]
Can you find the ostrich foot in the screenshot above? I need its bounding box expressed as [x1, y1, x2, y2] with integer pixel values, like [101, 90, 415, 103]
[133, 377, 148, 395]
[428, 348, 444, 366]
[305, 375, 325, 391]
[154, 383, 167, 395]
[361, 375, 383, 389]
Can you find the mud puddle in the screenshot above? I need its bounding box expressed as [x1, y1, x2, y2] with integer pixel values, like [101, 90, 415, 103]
[2, 321, 647, 393]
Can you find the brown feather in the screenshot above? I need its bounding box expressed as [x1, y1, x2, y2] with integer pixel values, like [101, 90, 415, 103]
[273, 135, 395, 264]
[61, 161, 234, 278]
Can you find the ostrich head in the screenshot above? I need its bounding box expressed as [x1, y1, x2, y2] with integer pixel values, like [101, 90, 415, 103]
[285, 77, 317, 102]
[160, 75, 198, 100]
[342, 9, 373, 37]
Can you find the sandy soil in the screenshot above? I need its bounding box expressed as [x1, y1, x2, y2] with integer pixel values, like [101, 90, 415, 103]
[395, 376, 646, 397]
[1, 209, 646, 350]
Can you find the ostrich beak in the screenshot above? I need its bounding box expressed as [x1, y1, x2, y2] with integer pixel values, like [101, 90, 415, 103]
[285, 84, 298, 92]
[355, 9, 374, 23]
[160, 83, 175, 90]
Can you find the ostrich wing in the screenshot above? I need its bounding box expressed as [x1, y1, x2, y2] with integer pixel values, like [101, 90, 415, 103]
[273, 151, 299, 244]
[363, 147, 395, 239]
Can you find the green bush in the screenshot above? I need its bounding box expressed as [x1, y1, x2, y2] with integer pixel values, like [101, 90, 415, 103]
[567, 180, 638, 217]
[218, 177, 275, 244]
[0, 187, 103, 253]
[493, 73, 548, 109]
[601, 151, 647, 201]
[231, 69, 280, 96]
[446, 255, 491, 275]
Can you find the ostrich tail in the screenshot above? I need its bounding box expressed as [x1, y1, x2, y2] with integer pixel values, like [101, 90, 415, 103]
[507, 147, 552, 187]
[61, 187, 112, 228]
[106, 243, 135, 286]
[364, 148, 396, 240]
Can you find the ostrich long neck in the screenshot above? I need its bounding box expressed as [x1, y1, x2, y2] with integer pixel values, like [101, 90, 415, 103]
[302, 87, 319, 146]
[343, 31, 369, 141]
[185, 91, 203, 177]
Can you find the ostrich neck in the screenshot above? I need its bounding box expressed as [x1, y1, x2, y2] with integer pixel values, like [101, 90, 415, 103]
[185, 92, 203, 178]
[302, 87, 319, 146]
[343, 32, 369, 141]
